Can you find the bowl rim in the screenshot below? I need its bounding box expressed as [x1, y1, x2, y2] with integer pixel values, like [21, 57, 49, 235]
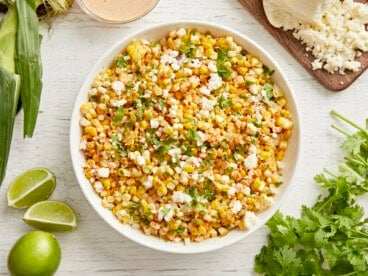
[69, 20, 301, 254]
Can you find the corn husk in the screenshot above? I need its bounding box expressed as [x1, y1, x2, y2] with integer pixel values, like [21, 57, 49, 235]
[0, 68, 20, 183]
[15, 0, 42, 137]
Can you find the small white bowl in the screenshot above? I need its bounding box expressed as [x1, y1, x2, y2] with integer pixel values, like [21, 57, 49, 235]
[70, 21, 301, 254]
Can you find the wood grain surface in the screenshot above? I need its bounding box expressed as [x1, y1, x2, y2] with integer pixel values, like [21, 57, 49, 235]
[239, 0, 368, 91]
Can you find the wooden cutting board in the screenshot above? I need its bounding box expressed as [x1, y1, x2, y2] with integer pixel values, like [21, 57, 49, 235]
[239, 0, 368, 91]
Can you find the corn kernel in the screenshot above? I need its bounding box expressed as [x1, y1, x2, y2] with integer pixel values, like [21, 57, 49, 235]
[85, 126, 97, 136]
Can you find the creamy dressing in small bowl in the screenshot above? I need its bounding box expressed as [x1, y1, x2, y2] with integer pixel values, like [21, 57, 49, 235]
[77, 0, 159, 24]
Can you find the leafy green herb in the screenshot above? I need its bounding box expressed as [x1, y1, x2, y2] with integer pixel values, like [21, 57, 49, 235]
[182, 145, 193, 157]
[114, 55, 128, 68]
[217, 95, 232, 109]
[158, 99, 167, 108]
[173, 226, 185, 234]
[245, 80, 256, 86]
[255, 110, 368, 275]
[188, 129, 197, 141]
[202, 181, 215, 201]
[127, 201, 140, 213]
[154, 138, 177, 158]
[217, 63, 231, 79]
[187, 187, 199, 205]
[151, 41, 160, 47]
[113, 107, 124, 125]
[263, 64, 275, 78]
[262, 83, 275, 106]
[136, 105, 144, 119]
[216, 47, 229, 63]
[179, 39, 196, 58]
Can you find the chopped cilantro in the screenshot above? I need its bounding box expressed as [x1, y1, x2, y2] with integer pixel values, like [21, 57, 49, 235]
[217, 95, 232, 109]
[113, 107, 125, 125]
[245, 80, 256, 86]
[127, 201, 140, 213]
[182, 145, 194, 157]
[137, 106, 144, 119]
[217, 63, 232, 79]
[158, 99, 167, 108]
[180, 39, 196, 58]
[188, 129, 197, 141]
[262, 83, 275, 106]
[216, 47, 229, 63]
[201, 181, 215, 201]
[263, 64, 275, 78]
[114, 55, 128, 68]
[175, 227, 186, 234]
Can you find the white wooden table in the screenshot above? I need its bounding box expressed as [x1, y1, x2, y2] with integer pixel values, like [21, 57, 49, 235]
[1, 0, 368, 275]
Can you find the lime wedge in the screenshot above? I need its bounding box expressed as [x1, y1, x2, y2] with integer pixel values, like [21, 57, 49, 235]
[23, 200, 77, 232]
[7, 168, 56, 209]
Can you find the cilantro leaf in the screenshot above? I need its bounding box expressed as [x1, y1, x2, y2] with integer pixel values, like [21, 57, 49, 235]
[255, 111, 368, 275]
[262, 83, 275, 106]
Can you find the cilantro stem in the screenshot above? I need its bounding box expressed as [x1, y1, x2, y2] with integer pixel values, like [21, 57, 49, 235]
[345, 156, 368, 167]
[323, 168, 338, 178]
[331, 124, 351, 136]
[331, 110, 368, 137]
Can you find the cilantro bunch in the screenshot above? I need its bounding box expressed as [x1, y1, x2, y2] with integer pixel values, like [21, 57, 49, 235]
[255, 110, 368, 276]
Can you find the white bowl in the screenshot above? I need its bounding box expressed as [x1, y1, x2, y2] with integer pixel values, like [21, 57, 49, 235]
[70, 21, 301, 254]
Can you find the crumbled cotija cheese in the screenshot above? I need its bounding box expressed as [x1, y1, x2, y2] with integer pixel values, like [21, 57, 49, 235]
[264, 0, 368, 74]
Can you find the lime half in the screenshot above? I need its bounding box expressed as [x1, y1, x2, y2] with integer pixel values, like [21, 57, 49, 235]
[23, 200, 77, 232]
[8, 231, 61, 276]
[7, 168, 56, 209]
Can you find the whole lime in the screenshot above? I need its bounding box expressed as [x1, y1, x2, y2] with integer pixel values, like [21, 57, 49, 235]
[7, 231, 61, 276]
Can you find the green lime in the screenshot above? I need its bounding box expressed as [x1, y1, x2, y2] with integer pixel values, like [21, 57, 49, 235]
[7, 231, 61, 276]
[7, 168, 56, 209]
[23, 200, 77, 232]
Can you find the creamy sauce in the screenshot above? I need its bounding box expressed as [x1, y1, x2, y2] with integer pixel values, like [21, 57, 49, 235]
[81, 0, 158, 22]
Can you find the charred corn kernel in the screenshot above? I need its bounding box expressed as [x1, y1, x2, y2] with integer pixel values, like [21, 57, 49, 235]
[140, 120, 148, 129]
[279, 140, 288, 149]
[277, 98, 287, 107]
[176, 184, 185, 192]
[237, 67, 248, 76]
[126, 41, 147, 62]
[85, 126, 97, 136]
[232, 102, 242, 110]
[129, 186, 137, 195]
[271, 174, 282, 184]
[218, 227, 229, 236]
[183, 164, 194, 173]
[260, 150, 273, 160]
[101, 179, 111, 189]
[276, 117, 292, 130]
[204, 48, 215, 58]
[252, 179, 266, 192]
[276, 151, 285, 161]
[199, 65, 208, 75]
[81, 103, 93, 114]
[157, 185, 167, 196]
[85, 170, 92, 179]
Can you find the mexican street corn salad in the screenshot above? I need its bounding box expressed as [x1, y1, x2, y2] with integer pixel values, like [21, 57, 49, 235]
[79, 28, 292, 243]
